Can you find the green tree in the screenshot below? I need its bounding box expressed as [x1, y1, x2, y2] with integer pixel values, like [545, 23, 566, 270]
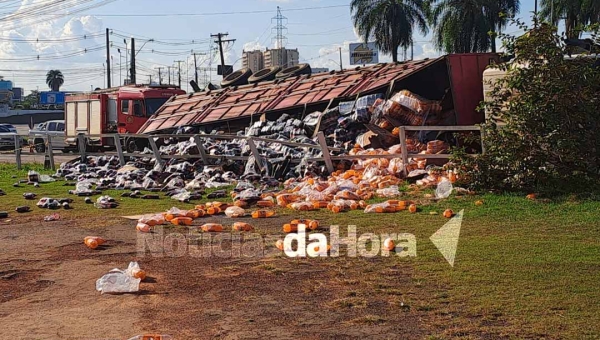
[453, 21, 600, 194]
[429, 0, 520, 53]
[540, 0, 600, 38]
[351, 0, 429, 62]
[45, 70, 64, 91]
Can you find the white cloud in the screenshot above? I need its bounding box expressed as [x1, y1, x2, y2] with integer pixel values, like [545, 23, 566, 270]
[243, 39, 266, 52]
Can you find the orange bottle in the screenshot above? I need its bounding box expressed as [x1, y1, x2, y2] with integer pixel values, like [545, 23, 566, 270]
[164, 212, 175, 222]
[206, 206, 221, 215]
[84, 236, 105, 249]
[131, 268, 146, 280]
[186, 209, 204, 219]
[282, 223, 298, 233]
[195, 204, 206, 211]
[288, 219, 317, 230]
[311, 201, 325, 209]
[232, 222, 254, 232]
[136, 223, 152, 233]
[257, 200, 275, 207]
[234, 200, 249, 208]
[330, 205, 342, 213]
[200, 223, 223, 232]
[252, 210, 275, 218]
[408, 204, 417, 213]
[443, 209, 454, 218]
[275, 239, 284, 251]
[171, 217, 193, 226]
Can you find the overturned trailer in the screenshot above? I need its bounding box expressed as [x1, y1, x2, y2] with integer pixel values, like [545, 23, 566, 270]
[138, 54, 498, 135]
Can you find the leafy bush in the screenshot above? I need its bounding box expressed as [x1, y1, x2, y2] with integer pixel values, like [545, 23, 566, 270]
[454, 20, 600, 194]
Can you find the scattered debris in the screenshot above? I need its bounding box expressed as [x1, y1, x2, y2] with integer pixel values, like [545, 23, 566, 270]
[44, 213, 60, 222]
[96, 262, 144, 294]
[15, 206, 30, 213]
[84, 236, 106, 249]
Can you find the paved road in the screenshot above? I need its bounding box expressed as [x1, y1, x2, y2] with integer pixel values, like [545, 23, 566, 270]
[0, 124, 77, 165]
[0, 149, 78, 165]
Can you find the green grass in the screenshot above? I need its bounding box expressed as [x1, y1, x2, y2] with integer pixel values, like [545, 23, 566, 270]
[1, 163, 600, 337]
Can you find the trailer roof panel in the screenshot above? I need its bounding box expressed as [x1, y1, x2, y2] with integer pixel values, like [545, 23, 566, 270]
[138, 57, 445, 133]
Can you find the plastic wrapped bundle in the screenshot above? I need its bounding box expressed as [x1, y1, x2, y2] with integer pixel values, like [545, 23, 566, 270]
[427, 140, 449, 154]
[389, 90, 442, 115]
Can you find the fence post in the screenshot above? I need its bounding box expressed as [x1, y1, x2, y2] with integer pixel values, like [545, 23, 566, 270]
[77, 134, 86, 162]
[13, 134, 21, 170]
[317, 131, 335, 174]
[192, 135, 209, 164]
[399, 126, 409, 177]
[147, 136, 164, 168]
[46, 135, 55, 170]
[479, 125, 486, 155]
[246, 137, 265, 172]
[113, 134, 126, 166]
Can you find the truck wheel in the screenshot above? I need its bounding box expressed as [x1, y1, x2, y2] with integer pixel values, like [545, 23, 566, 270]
[126, 138, 138, 153]
[248, 66, 281, 84]
[34, 139, 46, 153]
[220, 68, 253, 87]
[276, 63, 312, 79]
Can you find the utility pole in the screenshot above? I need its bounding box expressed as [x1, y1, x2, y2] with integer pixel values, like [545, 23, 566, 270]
[124, 39, 129, 84]
[175, 60, 184, 88]
[167, 66, 172, 85]
[130, 38, 136, 84]
[192, 52, 205, 84]
[105, 28, 111, 88]
[338, 47, 343, 71]
[211, 33, 236, 76]
[148, 75, 152, 84]
[155, 67, 163, 85]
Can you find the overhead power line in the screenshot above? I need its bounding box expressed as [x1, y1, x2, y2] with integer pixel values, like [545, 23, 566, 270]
[38, 4, 350, 17]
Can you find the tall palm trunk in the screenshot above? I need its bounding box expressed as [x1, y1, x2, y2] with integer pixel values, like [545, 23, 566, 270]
[391, 48, 398, 62]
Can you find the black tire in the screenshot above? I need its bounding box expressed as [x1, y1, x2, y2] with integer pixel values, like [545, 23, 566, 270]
[126, 138, 137, 153]
[221, 68, 253, 87]
[248, 66, 281, 84]
[34, 139, 45, 153]
[275, 63, 312, 79]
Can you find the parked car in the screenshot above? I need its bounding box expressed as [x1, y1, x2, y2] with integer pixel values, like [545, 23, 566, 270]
[29, 120, 70, 153]
[0, 124, 23, 150]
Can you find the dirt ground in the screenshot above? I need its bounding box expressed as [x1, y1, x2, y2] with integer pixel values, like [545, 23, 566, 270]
[0, 214, 443, 340]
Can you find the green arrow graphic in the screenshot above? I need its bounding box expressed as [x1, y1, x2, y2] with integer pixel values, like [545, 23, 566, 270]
[430, 209, 463, 267]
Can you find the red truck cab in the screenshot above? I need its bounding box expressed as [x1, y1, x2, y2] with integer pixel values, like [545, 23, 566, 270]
[65, 85, 185, 151]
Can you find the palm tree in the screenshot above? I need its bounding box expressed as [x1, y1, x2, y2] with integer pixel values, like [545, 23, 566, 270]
[429, 0, 519, 53]
[46, 70, 64, 91]
[541, 0, 600, 38]
[351, 0, 429, 62]
[487, 0, 520, 52]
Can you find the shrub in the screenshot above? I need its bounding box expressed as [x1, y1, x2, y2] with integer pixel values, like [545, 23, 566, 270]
[454, 20, 600, 194]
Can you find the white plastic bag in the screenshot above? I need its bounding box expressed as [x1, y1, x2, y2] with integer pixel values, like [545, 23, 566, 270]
[435, 178, 453, 199]
[171, 191, 191, 202]
[224, 206, 245, 218]
[96, 270, 140, 294]
[39, 175, 56, 183]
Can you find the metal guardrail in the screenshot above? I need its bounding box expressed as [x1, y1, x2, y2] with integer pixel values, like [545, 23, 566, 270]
[2, 125, 484, 175]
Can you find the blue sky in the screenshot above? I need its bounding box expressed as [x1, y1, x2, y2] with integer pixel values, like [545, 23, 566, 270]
[0, 0, 536, 93]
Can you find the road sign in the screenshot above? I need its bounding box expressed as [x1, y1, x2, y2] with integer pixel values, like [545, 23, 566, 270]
[349, 43, 379, 65]
[40, 92, 65, 105]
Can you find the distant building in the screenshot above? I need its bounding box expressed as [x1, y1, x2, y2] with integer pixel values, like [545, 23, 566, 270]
[264, 48, 300, 69]
[312, 68, 330, 74]
[242, 50, 265, 73]
[11, 87, 23, 103]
